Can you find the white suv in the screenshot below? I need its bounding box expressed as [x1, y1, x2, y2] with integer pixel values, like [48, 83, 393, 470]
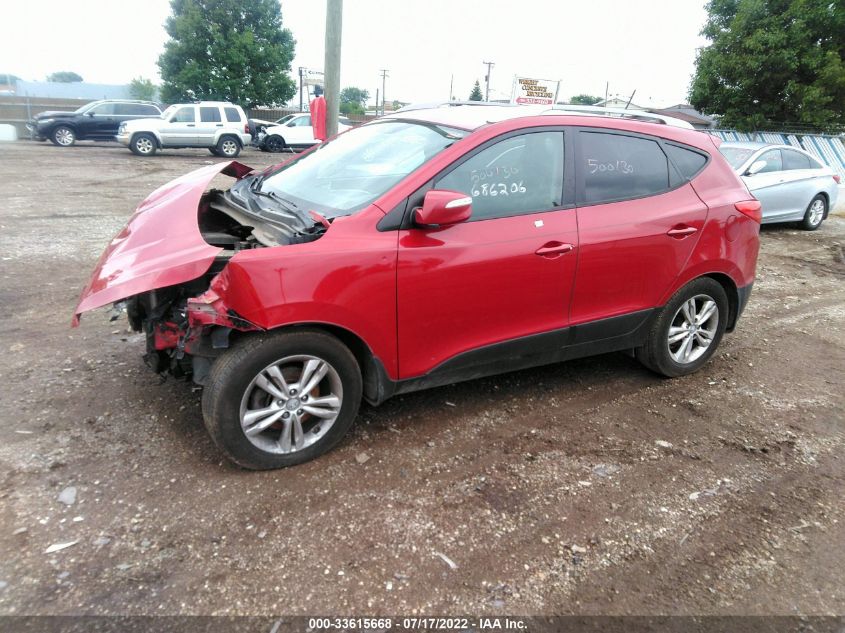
[117, 102, 252, 157]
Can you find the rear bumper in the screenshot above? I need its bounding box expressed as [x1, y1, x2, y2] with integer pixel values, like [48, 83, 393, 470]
[729, 282, 754, 332]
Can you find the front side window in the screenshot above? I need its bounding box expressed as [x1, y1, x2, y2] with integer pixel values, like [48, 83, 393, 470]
[580, 131, 670, 204]
[200, 106, 222, 123]
[782, 149, 812, 170]
[260, 120, 467, 217]
[171, 107, 195, 123]
[756, 149, 783, 173]
[435, 132, 564, 221]
[89, 103, 115, 115]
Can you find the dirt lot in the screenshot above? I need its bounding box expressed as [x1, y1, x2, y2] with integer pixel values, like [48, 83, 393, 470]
[0, 141, 843, 617]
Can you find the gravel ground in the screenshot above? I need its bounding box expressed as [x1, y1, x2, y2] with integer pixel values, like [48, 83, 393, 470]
[0, 141, 843, 616]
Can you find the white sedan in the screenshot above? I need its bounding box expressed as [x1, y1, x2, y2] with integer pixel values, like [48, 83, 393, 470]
[257, 113, 353, 152]
[720, 142, 840, 230]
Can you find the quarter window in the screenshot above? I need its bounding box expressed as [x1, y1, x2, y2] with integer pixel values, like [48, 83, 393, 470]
[664, 143, 708, 180]
[782, 149, 812, 170]
[580, 132, 670, 204]
[200, 106, 222, 123]
[172, 107, 195, 123]
[434, 131, 564, 221]
[224, 107, 241, 122]
[756, 149, 783, 173]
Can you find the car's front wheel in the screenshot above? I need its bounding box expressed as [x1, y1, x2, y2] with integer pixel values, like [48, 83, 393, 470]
[202, 330, 362, 469]
[130, 133, 157, 156]
[800, 195, 827, 231]
[51, 126, 76, 147]
[216, 135, 241, 158]
[636, 277, 728, 378]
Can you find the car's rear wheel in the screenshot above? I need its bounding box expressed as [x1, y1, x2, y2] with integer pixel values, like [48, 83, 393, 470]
[800, 195, 826, 231]
[202, 330, 362, 470]
[130, 133, 157, 156]
[216, 136, 241, 158]
[51, 126, 76, 147]
[264, 135, 285, 153]
[636, 278, 728, 377]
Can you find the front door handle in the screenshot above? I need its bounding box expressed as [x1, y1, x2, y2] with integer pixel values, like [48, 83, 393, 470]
[535, 241, 574, 258]
[667, 225, 698, 238]
[186, 123, 195, 127]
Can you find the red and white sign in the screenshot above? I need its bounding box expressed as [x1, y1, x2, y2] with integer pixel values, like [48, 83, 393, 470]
[511, 77, 560, 105]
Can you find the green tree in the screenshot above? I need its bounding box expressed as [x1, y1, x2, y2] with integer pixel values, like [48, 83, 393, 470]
[128, 77, 157, 101]
[158, 0, 297, 108]
[47, 71, 83, 83]
[469, 80, 483, 101]
[569, 94, 602, 105]
[689, 0, 845, 132]
[339, 86, 368, 114]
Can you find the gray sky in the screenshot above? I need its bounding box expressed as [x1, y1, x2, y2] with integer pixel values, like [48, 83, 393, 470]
[2, 0, 709, 107]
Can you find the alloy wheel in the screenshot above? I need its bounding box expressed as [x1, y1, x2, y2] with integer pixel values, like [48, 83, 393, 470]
[135, 137, 154, 154]
[221, 139, 238, 156]
[667, 294, 719, 364]
[55, 128, 74, 146]
[807, 199, 825, 227]
[239, 355, 343, 454]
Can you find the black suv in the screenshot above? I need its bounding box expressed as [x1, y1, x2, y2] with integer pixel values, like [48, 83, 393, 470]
[27, 100, 162, 147]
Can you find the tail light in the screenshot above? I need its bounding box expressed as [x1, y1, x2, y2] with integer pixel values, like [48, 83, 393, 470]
[834, 174, 841, 184]
[244, 123, 250, 134]
[735, 200, 762, 223]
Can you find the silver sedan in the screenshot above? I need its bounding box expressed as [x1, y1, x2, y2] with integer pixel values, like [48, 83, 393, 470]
[719, 142, 840, 230]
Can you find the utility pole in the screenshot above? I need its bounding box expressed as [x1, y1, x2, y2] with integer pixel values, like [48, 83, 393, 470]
[379, 69, 389, 115]
[298, 67, 304, 112]
[483, 61, 494, 102]
[324, 0, 343, 138]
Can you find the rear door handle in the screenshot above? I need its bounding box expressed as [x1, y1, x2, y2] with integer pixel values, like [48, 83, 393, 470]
[187, 124, 195, 127]
[667, 225, 698, 238]
[535, 241, 574, 258]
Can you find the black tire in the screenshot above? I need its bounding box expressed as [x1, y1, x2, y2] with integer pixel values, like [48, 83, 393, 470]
[51, 126, 76, 147]
[264, 135, 285, 153]
[636, 277, 728, 378]
[130, 133, 157, 156]
[208, 147, 221, 156]
[216, 135, 241, 158]
[800, 194, 827, 231]
[202, 329, 362, 470]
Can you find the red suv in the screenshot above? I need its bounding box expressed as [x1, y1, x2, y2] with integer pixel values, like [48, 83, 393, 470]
[74, 104, 761, 469]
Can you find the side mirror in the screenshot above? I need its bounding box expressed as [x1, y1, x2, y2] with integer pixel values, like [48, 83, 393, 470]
[746, 160, 767, 175]
[86, 112, 95, 117]
[414, 190, 472, 227]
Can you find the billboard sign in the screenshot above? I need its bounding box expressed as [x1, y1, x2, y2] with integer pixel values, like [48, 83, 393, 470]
[511, 77, 560, 105]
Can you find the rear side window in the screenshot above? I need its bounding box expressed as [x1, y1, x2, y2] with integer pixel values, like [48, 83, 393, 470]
[435, 131, 564, 221]
[200, 106, 222, 122]
[224, 107, 241, 122]
[580, 132, 670, 204]
[783, 149, 812, 170]
[664, 143, 708, 180]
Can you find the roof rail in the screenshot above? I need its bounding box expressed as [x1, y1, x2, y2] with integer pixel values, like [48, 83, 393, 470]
[544, 104, 694, 129]
[396, 100, 515, 112]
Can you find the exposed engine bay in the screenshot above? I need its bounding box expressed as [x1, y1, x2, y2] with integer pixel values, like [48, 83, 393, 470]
[125, 178, 333, 384]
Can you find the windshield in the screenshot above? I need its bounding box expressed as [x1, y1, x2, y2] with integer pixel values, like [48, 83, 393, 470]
[260, 120, 468, 217]
[719, 147, 756, 170]
[75, 101, 102, 114]
[275, 114, 296, 125]
[160, 105, 178, 119]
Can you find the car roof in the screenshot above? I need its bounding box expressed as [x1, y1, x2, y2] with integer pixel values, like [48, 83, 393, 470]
[384, 102, 695, 131]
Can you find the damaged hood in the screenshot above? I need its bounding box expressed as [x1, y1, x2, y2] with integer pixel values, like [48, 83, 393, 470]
[72, 161, 254, 325]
